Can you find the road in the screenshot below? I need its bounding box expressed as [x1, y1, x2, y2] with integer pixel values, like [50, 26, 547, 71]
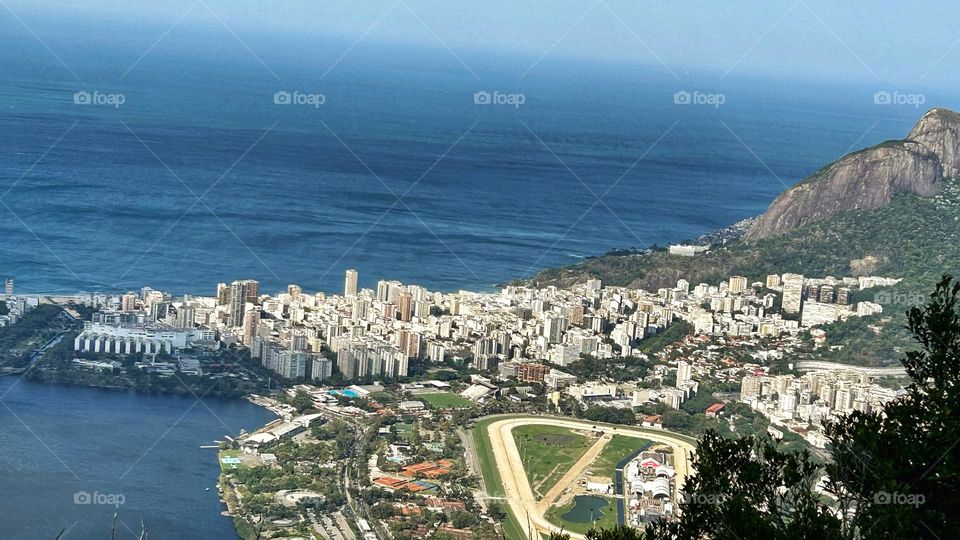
[537, 433, 611, 511]
[458, 428, 493, 513]
[333, 414, 387, 539]
[794, 360, 906, 376]
[27, 332, 65, 366]
[484, 416, 696, 540]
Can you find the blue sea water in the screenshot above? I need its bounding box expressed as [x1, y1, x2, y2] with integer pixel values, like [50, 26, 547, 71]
[0, 377, 275, 539]
[0, 20, 957, 539]
[0, 25, 945, 296]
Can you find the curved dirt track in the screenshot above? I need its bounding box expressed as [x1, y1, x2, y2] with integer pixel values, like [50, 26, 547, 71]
[485, 416, 696, 540]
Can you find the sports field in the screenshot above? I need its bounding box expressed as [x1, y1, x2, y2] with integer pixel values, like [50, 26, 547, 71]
[418, 391, 473, 409]
[513, 424, 594, 499]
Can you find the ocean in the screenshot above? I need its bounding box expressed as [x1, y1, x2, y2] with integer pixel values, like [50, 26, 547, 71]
[0, 377, 275, 538]
[0, 28, 940, 297]
[0, 23, 953, 539]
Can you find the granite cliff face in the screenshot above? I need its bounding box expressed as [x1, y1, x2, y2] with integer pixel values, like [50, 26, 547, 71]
[745, 108, 960, 241]
[906, 108, 960, 177]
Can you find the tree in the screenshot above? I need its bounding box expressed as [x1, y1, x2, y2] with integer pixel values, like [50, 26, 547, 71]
[638, 275, 960, 540]
[586, 527, 644, 540]
[822, 275, 960, 539]
[449, 509, 478, 529]
[645, 431, 841, 540]
[548, 527, 643, 540]
[487, 502, 506, 522]
[290, 389, 313, 413]
[660, 410, 692, 430]
[582, 406, 635, 425]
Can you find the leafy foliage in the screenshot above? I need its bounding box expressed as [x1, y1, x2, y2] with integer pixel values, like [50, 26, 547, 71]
[573, 276, 960, 539]
[529, 180, 960, 365]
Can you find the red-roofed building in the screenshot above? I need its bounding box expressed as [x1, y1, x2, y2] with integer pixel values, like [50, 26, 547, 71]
[401, 461, 451, 479]
[373, 476, 410, 491]
[705, 403, 726, 417]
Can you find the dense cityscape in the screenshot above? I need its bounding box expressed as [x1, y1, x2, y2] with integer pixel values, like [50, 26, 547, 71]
[0, 245, 914, 538]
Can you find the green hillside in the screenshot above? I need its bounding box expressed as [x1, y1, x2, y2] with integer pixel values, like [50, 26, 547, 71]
[528, 179, 960, 365]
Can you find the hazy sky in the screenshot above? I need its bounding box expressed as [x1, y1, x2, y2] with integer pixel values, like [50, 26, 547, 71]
[5, 0, 960, 87]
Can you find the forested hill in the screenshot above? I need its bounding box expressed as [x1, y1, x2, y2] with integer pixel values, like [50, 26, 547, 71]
[525, 179, 960, 365]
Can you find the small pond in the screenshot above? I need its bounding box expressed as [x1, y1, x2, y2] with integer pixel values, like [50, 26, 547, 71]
[561, 495, 610, 523]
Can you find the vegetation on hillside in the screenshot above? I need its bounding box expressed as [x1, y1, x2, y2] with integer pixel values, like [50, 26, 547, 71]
[550, 275, 960, 540]
[0, 304, 75, 368]
[527, 179, 960, 364]
[530, 179, 960, 293]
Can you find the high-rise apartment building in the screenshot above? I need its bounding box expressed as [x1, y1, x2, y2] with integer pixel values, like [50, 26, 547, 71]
[242, 308, 261, 347]
[728, 276, 748, 294]
[837, 287, 851, 305]
[175, 305, 195, 330]
[120, 293, 138, 312]
[818, 285, 835, 304]
[228, 280, 247, 327]
[276, 350, 307, 379]
[287, 284, 302, 299]
[344, 269, 358, 297]
[517, 363, 549, 383]
[216, 283, 229, 306]
[150, 301, 170, 322]
[676, 360, 692, 388]
[741, 375, 762, 399]
[542, 314, 568, 344]
[310, 357, 333, 381]
[781, 273, 804, 314]
[290, 331, 308, 352]
[243, 280, 260, 303]
[397, 291, 413, 322]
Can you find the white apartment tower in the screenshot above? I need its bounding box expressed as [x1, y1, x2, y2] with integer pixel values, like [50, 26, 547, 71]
[676, 360, 692, 388]
[781, 273, 805, 314]
[344, 268, 358, 297]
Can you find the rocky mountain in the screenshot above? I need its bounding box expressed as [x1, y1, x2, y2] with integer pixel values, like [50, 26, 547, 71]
[744, 108, 960, 241]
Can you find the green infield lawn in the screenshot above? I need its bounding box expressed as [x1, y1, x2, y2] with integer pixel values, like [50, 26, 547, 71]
[589, 435, 652, 480]
[513, 424, 595, 499]
[470, 415, 694, 539]
[419, 391, 473, 409]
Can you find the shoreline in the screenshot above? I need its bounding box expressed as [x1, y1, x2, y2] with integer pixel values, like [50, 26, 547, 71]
[3, 214, 758, 301]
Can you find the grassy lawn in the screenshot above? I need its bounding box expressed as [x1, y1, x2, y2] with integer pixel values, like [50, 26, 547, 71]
[513, 425, 595, 499]
[418, 391, 473, 409]
[394, 422, 415, 441]
[472, 418, 530, 540]
[589, 435, 652, 480]
[470, 415, 697, 540]
[545, 495, 617, 535]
